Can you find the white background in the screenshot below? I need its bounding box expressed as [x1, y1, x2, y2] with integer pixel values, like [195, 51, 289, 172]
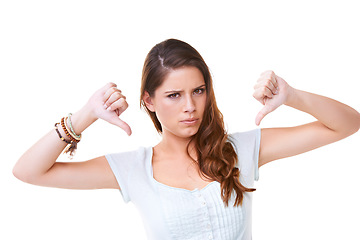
[1, 0, 359, 239]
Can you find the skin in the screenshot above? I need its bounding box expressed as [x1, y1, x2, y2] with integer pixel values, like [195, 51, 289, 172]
[254, 70, 360, 166]
[12, 68, 360, 192]
[143, 66, 211, 190]
[143, 66, 206, 143]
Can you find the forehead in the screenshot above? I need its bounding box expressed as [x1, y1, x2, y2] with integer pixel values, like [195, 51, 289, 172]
[158, 66, 205, 91]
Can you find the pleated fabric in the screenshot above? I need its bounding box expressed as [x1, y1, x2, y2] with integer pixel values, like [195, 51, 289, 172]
[106, 128, 261, 240]
[156, 180, 251, 240]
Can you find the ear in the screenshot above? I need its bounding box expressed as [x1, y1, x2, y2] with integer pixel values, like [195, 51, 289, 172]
[143, 91, 155, 112]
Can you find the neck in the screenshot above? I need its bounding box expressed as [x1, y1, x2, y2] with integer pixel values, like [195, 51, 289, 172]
[156, 132, 197, 159]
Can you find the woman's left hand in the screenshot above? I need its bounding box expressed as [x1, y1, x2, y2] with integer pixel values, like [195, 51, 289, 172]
[253, 70, 294, 125]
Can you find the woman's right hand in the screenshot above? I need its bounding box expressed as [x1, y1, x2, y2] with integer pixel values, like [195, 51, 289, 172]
[86, 82, 132, 136]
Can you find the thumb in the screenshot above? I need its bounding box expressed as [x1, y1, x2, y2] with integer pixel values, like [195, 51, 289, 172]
[255, 105, 274, 126]
[109, 117, 132, 136]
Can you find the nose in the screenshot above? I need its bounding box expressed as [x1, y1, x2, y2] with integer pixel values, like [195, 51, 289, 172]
[183, 95, 195, 113]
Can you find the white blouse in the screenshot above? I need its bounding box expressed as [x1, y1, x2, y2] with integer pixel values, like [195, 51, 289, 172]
[106, 128, 261, 240]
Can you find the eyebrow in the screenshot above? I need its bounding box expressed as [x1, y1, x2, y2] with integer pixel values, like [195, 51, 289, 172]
[164, 84, 206, 94]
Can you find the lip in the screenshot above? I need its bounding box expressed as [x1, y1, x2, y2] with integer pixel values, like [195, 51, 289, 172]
[180, 118, 199, 125]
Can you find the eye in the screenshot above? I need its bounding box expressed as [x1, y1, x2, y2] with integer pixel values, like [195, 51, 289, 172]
[193, 88, 205, 95]
[167, 93, 180, 99]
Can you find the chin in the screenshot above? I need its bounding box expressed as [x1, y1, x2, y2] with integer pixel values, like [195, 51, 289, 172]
[164, 122, 202, 139]
[180, 127, 201, 138]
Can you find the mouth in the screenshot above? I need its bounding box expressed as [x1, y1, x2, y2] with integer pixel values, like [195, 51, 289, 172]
[180, 118, 199, 125]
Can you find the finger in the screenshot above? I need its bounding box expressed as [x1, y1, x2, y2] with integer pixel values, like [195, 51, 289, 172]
[254, 80, 278, 95]
[260, 70, 273, 76]
[103, 86, 123, 104]
[255, 105, 274, 126]
[106, 97, 128, 113]
[267, 79, 278, 94]
[108, 117, 132, 136]
[252, 89, 263, 101]
[101, 82, 117, 93]
[259, 70, 278, 89]
[270, 72, 279, 91]
[252, 89, 271, 105]
[262, 86, 274, 99]
[104, 91, 126, 109]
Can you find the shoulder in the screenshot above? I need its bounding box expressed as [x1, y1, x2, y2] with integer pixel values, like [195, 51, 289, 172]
[228, 129, 261, 165]
[105, 146, 151, 167]
[229, 129, 261, 182]
[228, 128, 261, 148]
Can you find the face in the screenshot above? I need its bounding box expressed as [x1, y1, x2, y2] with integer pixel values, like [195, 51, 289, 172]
[144, 66, 207, 139]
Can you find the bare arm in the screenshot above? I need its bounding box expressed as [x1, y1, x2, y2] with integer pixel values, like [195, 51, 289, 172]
[253, 71, 360, 167]
[13, 83, 131, 189]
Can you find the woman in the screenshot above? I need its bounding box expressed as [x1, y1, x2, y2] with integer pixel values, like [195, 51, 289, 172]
[13, 39, 360, 240]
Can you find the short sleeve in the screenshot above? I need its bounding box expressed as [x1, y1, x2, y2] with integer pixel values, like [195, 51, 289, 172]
[105, 150, 140, 203]
[253, 128, 261, 181]
[229, 128, 261, 183]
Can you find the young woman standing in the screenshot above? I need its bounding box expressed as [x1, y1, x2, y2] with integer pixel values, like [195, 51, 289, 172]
[13, 39, 360, 240]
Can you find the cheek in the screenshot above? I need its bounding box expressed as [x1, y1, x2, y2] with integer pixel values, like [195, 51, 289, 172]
[155, 101, 179, 121]
[198, 96, 207, 114]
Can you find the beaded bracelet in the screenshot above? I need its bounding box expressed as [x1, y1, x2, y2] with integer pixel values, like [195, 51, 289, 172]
[64, 116, 81, 141]
[55, 120, 78, 158]
[54, 123, 72, 144]
[61, 117, 80, 143]
[67, 113, 82, 139]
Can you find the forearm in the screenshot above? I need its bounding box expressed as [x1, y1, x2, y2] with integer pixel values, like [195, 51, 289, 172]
[285, 88, 360, 135]
[13, 105, 97, 182]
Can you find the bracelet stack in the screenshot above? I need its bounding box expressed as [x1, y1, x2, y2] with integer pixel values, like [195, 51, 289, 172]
[54, 113, 82, 158]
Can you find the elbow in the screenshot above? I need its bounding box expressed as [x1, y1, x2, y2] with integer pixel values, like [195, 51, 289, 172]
[339, 125, 359, 139]
[12, 164, 35, 184]
[12, 165, 28, 183]
[338, 107, 360, 134]
[342, 112, 360, 137]
[351, 111, 360, 134]
[355, 122, 360, 134]
[13, 160, 49, 186]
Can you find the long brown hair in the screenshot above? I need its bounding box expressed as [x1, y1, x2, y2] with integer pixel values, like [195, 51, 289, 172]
[140, 39, 255, 206]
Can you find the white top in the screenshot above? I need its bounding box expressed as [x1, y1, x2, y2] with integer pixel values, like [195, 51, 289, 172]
[106, 128, 261, 240]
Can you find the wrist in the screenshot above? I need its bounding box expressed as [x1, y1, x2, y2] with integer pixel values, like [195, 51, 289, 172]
[71, 105, 98, 134]
[284, 86, 299, 107]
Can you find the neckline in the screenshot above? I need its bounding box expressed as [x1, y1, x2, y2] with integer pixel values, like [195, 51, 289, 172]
[148, 147, 217, 193]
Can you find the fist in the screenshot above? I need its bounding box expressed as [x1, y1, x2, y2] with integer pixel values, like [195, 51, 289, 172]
[253, 71, 291, 125]
[88, 82, 132, 135]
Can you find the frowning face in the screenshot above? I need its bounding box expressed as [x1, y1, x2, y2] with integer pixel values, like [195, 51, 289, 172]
[144, 66, 207, 140]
